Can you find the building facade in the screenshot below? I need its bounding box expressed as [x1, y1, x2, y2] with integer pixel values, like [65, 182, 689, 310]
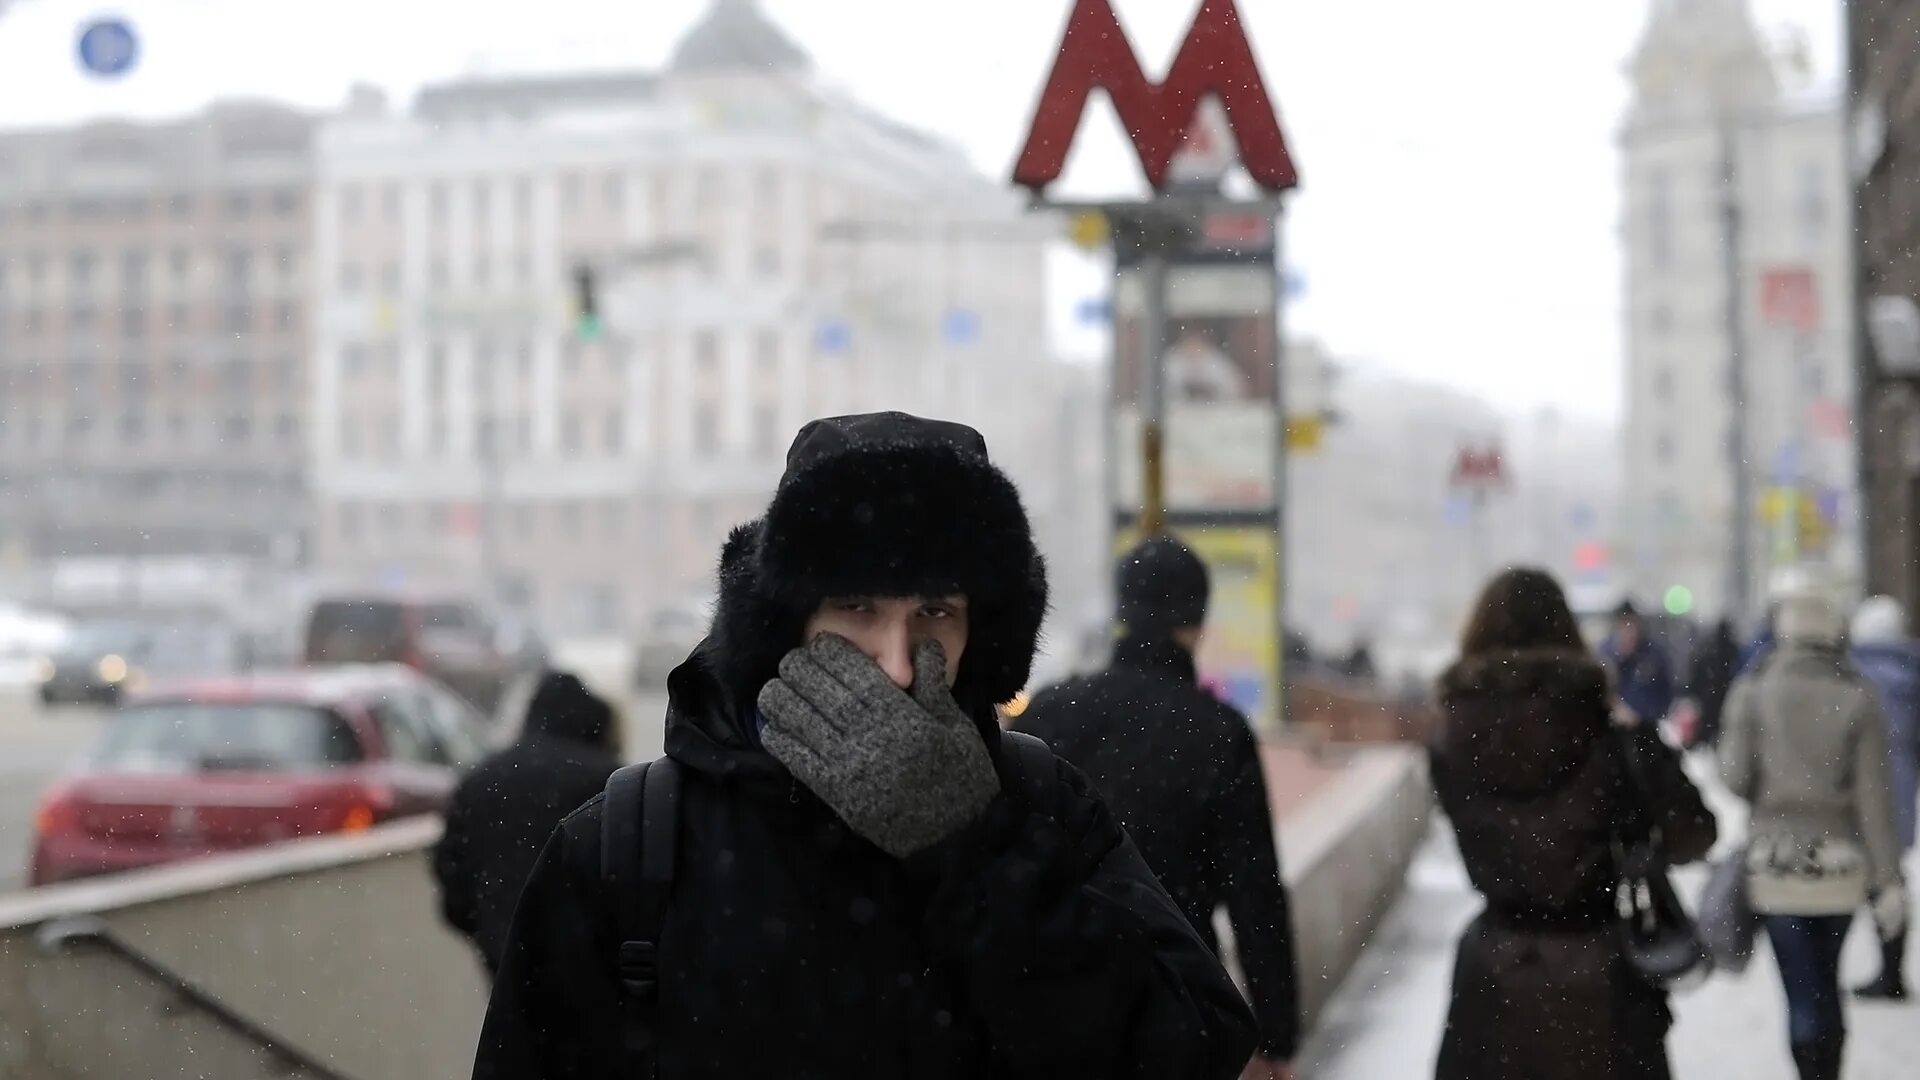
[1851, 0, 1920, 615]
[0, 102, 315, 606]
[310, 0, 1053, 637]
[1619, 0, 1856, 622]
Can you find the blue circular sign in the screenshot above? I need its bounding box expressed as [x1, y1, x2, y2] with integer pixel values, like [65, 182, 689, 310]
[77, 17, 140, 78]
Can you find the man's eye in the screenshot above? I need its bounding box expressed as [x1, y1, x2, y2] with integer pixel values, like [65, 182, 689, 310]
[920, 605, 953, 619]
[835, 600, 873, 614]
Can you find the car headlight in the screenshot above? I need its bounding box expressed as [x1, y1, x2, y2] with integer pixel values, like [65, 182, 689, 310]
[31, 657, 54, 683]
[97, 655, 128, 684]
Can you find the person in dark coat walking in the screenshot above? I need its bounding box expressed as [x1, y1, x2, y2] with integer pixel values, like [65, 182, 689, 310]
[1682, 619, 1740, 748]
[1020, 535, 1301, 1079]
[431, 670, 622, 977]
[1432, 569, 1716, 1080]
[1600, 599, 1675, 726]
[471, 413, 1259, 1079]
[1847, 595, 1920, 1000]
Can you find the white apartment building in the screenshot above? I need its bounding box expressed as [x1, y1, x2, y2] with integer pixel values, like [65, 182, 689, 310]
[1620, 0, 1856, 622]
[310, 0, 1052, 636]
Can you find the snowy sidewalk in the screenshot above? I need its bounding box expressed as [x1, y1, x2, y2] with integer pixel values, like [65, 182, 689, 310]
[1299, 764, 1920, 1080]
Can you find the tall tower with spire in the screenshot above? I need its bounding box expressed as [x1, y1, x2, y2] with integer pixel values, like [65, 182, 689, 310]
[1617, 0, 1855, 623]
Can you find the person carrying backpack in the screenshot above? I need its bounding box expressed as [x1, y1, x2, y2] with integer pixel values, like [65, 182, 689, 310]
[471, 412, 1259, 1079]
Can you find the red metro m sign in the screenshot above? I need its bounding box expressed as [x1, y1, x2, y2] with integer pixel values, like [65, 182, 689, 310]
[1013, 0, 1298, 196]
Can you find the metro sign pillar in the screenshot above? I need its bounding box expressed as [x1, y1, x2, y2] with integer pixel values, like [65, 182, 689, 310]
[1013, 0, 1298, 730]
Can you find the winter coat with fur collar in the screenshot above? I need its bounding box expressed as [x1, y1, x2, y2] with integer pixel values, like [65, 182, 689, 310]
[1430, 648, 1715, 1080]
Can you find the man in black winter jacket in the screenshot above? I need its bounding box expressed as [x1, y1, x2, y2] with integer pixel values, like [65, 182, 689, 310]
[472, 413, 1258, 1079]
[432, 671, 622, 977]
[1021, 535, 1301, 1079]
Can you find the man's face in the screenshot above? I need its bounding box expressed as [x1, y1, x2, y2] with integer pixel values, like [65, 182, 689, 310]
[804, 596, 969, 690]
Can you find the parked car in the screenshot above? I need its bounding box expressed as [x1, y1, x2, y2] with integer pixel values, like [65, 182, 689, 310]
[37, 619, 245, 707]
[303, 594, 520, 717]
[0, 605, 70, 688]
[29, 664, 489, 886]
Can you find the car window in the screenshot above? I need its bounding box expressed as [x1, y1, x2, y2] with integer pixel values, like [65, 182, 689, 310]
[94, 703, 362, 772]
[367, 695, 449, 765]
[307, 600, 408, 663]
[412, 684, 488, 768]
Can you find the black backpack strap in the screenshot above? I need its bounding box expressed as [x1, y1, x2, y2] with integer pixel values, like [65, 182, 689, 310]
[600, 757, 680, 1069]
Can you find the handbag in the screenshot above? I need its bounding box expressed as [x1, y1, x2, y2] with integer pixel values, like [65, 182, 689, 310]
[1610, 727, 1712, 990]
[1697, 845, 1760, 973]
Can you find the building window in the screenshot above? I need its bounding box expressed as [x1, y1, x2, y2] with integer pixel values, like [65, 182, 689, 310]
[118, 412, 145, 446]
[225, 414, 252, 445]
[227, 250, 252, 291]
[271, 189, 298, 217]
[340, 186, 363, 224]
[340, 262, 362, 292]
[754, 247, 782, 277]
[1648, 304, 1672, 335]
[474, 258, 491, 287]
[1654, 432, 1675, 464]
[343, 345, 367, 378]
[561, 410, 582, 455]
[168, 410, 189, 445]
[70, 251, 96, 291]
[121, 307, 146, 337]
[276, 302, 296, 331]
[225, 192, 251, 219]
[605, 174, 623, 211]
[429, 182, 448, 223]
[338, 503, 363, 542]
[600, 501, 623, 539]
[276, 245, 297, 280]
[381, 261, 401, 292]
[121, 251, 147, 293]
[693, 403, 719, 458]
[561, 174, 581, 213]
[169, 248, 190, 283]
[1647, 166, 1672, 270]
[754, 330, 779, 377]
[224, 360, 251, 396]
[752, 403, 780, 455]
[383, 185, 402, 223]
[427, 346, 448, 396]
[473, 181, 491, 225]
[514, 179, 532, 222]
[276, 413, 299, 445]
[604, 411, 624, 453]
[70, 304, 96, 332]
[695, 331, 720, 377]
[430, 259, 449, 289]
[169, 303, 188, 330]
[1652, 366, 1674, 398]
[377, 502, 401, 536]
[559, 500, 582, 534]
[226, 304, 252, 333]
[166, 195, 193, 219]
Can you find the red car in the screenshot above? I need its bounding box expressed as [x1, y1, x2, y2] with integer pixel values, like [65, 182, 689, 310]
[30, 665, 491, 887]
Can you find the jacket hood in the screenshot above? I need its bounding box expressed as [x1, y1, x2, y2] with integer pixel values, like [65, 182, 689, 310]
[702, 412, 1048, 716]
[1435, 648, 1610, 798]
[520, 671, 614, 748]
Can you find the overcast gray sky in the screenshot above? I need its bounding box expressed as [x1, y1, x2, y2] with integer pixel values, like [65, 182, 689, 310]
[0, 0, 1841, 422]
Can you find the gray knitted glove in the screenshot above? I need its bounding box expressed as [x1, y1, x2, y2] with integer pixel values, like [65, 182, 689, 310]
[758, 633, 1000, 858]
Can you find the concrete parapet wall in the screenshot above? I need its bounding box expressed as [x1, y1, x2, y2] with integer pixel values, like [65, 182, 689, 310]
[1275, 745, 1432, 1027]
[0, 818, 484, 1080]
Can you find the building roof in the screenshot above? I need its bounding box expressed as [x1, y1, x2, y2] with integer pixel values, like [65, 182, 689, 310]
[668, 0, 812, 75]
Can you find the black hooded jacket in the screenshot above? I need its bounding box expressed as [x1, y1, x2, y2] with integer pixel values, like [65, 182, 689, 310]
[471, 413, 1258, 1079]
[1430, 648, 1716, 1080]
[1019, 634, 1300, 1060]
[433, 672, 621, 976]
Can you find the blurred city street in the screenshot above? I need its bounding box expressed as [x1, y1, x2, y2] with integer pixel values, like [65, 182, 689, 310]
[0, 687, 107, 892]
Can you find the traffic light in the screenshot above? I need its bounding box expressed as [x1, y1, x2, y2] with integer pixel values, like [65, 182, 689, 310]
[571, 262, 602, 341]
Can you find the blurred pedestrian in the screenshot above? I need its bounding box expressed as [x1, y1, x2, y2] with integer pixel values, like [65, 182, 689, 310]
[1021, 535, 1300, 1080]
[1601, 599, 1675, 726]
[1432, 569, 1715, 1080]
[1847, 595, 1920, 1000]
[472, 413, 1258, 1078]
[432, 670, 622, 978]
[1682, 619, 1740, 749]
[1720, 587, 1907, 1079]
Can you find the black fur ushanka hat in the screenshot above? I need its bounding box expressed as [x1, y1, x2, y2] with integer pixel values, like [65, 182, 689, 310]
[704, 412, 1049, 716]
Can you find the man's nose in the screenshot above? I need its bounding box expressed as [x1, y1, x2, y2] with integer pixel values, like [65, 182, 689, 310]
[869, 625, 915, 690]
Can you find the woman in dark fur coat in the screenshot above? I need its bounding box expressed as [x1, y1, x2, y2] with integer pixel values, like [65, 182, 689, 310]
[1430, 568, 1716, 1080]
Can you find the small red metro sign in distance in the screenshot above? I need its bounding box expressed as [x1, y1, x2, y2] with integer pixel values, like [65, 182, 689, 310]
[1012, 0, 1299, 197]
